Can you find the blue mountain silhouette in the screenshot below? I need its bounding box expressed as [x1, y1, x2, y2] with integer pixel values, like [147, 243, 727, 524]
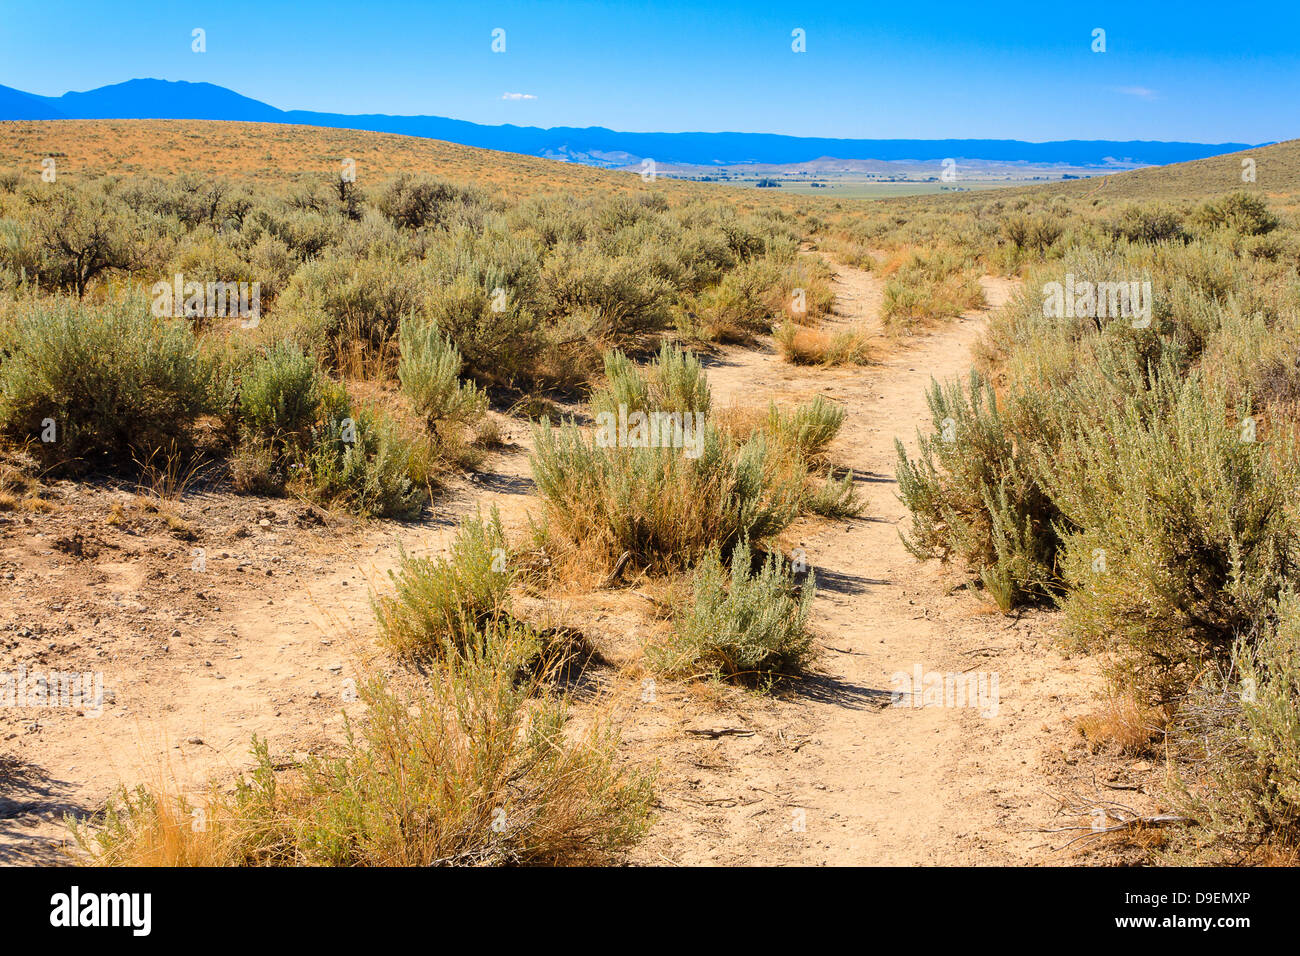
[0, 78, 1259, 168]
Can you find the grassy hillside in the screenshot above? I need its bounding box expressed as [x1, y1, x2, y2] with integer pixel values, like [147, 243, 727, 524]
[0, 118, 717, 201]
[1042, 139, 1300, 206]
[870, 139, 1300, 219]
[4, 118, 1293, 217]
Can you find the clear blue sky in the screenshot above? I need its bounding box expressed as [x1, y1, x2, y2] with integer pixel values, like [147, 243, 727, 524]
[1, 0, 1295, 142]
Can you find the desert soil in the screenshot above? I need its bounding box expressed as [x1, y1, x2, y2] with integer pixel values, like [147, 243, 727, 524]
[0, 256, 1159, 865]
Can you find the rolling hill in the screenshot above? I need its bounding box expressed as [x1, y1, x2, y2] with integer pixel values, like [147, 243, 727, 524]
[2, 118, 1295, 213]
[0, 78, 1260, 170]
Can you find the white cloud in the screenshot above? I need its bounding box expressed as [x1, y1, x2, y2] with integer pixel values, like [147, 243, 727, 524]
[501, 92, 537, 101]
[1114, 86, 1158, 100]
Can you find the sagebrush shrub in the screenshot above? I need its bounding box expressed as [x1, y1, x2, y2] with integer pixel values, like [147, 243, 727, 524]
[16, 182, 146, 296]
[303, 409, 426, 519]
[895, 371, 1059, 609]
[419, 273, 543, 386]
[530, 419, 801, 573]
[803, 469, 864, 518]
[765, 395, 846, 464]
[0, 298, 211, 472]
[1167, 590, 1300, 863]
[1107, 205, 1187, 244]
[881, 247, 985, 334]
[71, 634, 653, 866]
[590, 342, 710, 418]
[373, 509, 512, 658]
[239, 340, 322, 449]
[1194, 191, 1279, 236]
[277, 255, 423, 365]
[652, 538, 815, 683]
[397, 316, 487, 431]
[1044, 370, 1298, 703]
[376, 174, 488, 230]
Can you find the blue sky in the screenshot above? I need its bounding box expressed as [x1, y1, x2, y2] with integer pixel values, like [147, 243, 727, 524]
[1, 0, 1295, 142]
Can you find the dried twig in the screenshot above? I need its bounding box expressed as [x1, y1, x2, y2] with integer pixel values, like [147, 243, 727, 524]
[685, 727, 756, 738]
[601, 550, 632, 588]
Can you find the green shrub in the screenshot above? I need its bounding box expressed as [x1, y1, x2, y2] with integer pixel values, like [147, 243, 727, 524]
[239, 340, 322, 449]
[804, 469, 864, 519]
[591, 349, 651, 418]
[0, 298, 211, 472]
[648, 340, 712, 414]
[1044, 370, 1298, 704]
[1001, 213, 1064, 256]
[302, 409, 426, 519]
[765, 395, 846, 464]
[1194, 191, 1279, 236]
[418, 273, 544, 386]
[590, 342, 711, 419]
[376, 174, 487, 230]
[651, 539, 815, 683]
[673, 256, 783, 342]
[277, 255, 423, 365]
[881, 247, 985, 334]
[1106, 205, 1187, 244]
[373, 509, 512, 659]
[895, 371, 1059, 609]
[537, 243, 675, 334]
[1167, 591, 1300, 863]
[530, 419, 801, 573]
[17, 182, 146, 296]
[397, 317, 487, 431]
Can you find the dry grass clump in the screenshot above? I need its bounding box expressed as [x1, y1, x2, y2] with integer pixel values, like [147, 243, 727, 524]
[69, 635, 653, 866]
[529, 419, 802, 575]
[0, 454, 43, 511]
[373, 509, 513, 659]
[1077, 694, 1164, 756]
[774, 322, 874, 366]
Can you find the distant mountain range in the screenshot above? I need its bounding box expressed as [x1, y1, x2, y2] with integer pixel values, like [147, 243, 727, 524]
[0, 78, 1262, 169]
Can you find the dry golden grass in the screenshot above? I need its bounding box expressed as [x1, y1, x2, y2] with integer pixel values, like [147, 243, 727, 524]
[70, 650, 655, 866]
[0, 119, 734, 204]
[1077, 694, 1166, 756]
[774, 322, 875, 366]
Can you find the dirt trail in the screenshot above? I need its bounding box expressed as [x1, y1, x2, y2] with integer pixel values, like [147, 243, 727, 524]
[3, 259, 1111, 866]
[0, 433, 539, 863]
[629, 261, 1107, 865]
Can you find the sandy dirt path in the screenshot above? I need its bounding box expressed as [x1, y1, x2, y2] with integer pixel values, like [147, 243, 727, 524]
[628, 260, 1108, 865]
